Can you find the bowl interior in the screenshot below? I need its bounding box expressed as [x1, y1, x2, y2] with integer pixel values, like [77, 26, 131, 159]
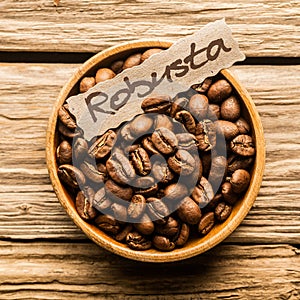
[46, 41, 265, 262]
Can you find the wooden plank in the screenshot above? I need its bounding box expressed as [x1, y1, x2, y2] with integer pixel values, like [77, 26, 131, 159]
[0, 242, 299, 299]
[0, 0, 299, 56]
[0, 64, 300, 243]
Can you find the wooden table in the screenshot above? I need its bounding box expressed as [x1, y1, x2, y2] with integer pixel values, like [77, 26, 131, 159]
[0, 1, 299, 299]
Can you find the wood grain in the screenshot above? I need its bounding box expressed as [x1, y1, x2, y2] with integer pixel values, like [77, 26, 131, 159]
[0, 63, 300, 244]
[0, 242, 299, 299]
[0, 0, 299, 56]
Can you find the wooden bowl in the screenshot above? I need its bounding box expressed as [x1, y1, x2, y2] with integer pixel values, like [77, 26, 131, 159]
[46, 40, 265, 262]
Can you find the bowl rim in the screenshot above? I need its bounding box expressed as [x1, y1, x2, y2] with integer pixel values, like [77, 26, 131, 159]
[46, 40, 265, 263]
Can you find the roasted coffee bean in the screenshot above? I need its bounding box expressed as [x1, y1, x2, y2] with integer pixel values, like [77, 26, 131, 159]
[227, 154, 254, 174]
[216, 120, 239, 140]
[235, 117, 251, 134]
[105, 179, 133, 202]
[141, 95, 172, 114]
[123, 53, 142, 69]
[220, 95, 240, 121]
[57, 140, 72, 164]
[164, 183, 189, 202]
[188, 94, 209, 120]
[75, 188, 97, 221]
[89, 130, 116, 159]
[154, 114, 174, 131]
[58, 104, 77, 130]
[80, 160, 106, 183]
[73, 137, 88, 160]
[206, 193, 223, 211]
[58, 122, 80, 139]
[130, 114, 153, 137]
[174, 223, 190, 247]
[231, 134, 255, 156]
[230, 169, 251, 193]
[175, 110, 196, 134]
[221, 181, 239, 205]
[134, 213, 154, 235]
[156, 216, 179, 237]
[110, 60, 124, 74]
[130, 147, 151, 176]
[177, 197, 201, 225]
[168, 149, 195, 176]
[134, 177, 158, 197]
[151, 127, 178, 155]
[207, 104, 221, 120]
[95, 68, 116, 83]
[195, 120, 217, 151]
[106, 152, 135, 185]
[111, 203, 127, 222]
[191, 177, 214, 208]
[209, 156, 227, 187]
[79, 77, 96, 93]
[198, 212, 215, 235]
[207, 79, 232, 103]
[152, 235, 175, 251]
[170, 97, 189, 118]
[95, 214, 120, 235]
[128, 194, 146, 219]
[152, 160, 175, 184]
[176, 133, 198, 152]
[142, 136, 159, 155]
[215, 202, 232, 222]
[58, 164, 85, 188]
[93, 187, 111, 211]
[147, 197, 169, 224]
[115, 224, 133, 242]
[126, 231, 152, 250]
[191, 78, 212, 93]
[141, 48, 163, 62]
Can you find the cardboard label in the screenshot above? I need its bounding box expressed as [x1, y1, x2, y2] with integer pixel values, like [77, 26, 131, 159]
[67, 19, 245, 140]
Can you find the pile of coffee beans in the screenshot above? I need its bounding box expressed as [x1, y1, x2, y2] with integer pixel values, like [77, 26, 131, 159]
[56, 48, 256, 251]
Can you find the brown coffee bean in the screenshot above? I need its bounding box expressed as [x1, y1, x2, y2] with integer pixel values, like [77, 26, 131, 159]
[177, 196, 201, 225]
[209, 155, 227, 185]
[58, 164, 85, 188]
[176, 133, 198, 152]
[75, 188, 97, 221]
[141, 48, 163, 62]
[168, 149, 196, 176]
[58, 122, 81, 139]
[110, 60, 124, 74]
[93, 187, 111, 211]
[207, 79, 232, 103]
[227, 154, 254, 174]
[111, 203, 127, 222]
[154, 114, 174, 131]
[191, 177, 214, 208]
[216, 120, 239, 140]
[170, 97, 189, 118]
[123, 53, 142, 69]
[126, 231, 152, 250]
[79, 77, 96, 93]
[198, 212, 215, 235]
[106, 152, 136, 185]
[215, 202, 232, 222]
[207, 104, 221, 120]
[152, 160, 174, 184]
[95, 68, 116, 83]
[152, 235, 175, 251]
[88, 130, 116, 159]
[141, 95, 172, 114]
[195, 120, 217, 151]
[175, 110, 196, 134]
[134, 213, 154, 235]
[80, 160, 106, 183]
[164, 183, 189, 201]
[147, 197, 170, 224]
[56, 140, 72, 164]
[231, 134, 255, 156]
[105, 179, 133, 202]
[191, 77, 212, 93]
[119, 122, 136, 143]
[115, 224, 133, 242]
[220, 96, 240, 121]
[206, 193, 223, 211]
[58, 104, 77, 130]
[95, 214, 120, 235]
[155, 216, 179, 237]
[134, 177, 158, 197]
[221, 181, 239, 205]
[73, 137, 88, 160]
[230, 169, 251, 193]
[130, 114, 153, 137]
[188, 94, 209, 120]
[174, 223, 190, 247]
[235, 117, 251, 134]
[142, 136, 159, 155]
[151, 127, 178, 155]
[128, 194, 146, 219]
[130, 147, 151, 176]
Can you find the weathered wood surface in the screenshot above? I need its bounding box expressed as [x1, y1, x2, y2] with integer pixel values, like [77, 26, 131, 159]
[0, 63, 300, 244]
[0, 0, 299, 56]
[0, 242, 299, 299]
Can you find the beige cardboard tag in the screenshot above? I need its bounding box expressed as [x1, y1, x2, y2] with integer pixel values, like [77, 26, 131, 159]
[67, 19, 245, 140]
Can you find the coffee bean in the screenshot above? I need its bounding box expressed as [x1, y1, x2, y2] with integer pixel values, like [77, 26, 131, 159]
[141, 48, 163, 62]
[130, 147, 151, 176]
[73, 137, 88, 160]
[75, 188, 97, 221]
[58, 164, 85, 188]
[154, 114, 174, 131]
[191, 77, 212, 93]
[80, 160, 106, 183]
[142, 136, 159, 155]
[110, 60, 124, 74]
[147, 197, 170, 224]
[130, 114, 153, 137]
[176, 133, 198, 152]
[215, 202, 232, 222]
[153, 235, 175, 251]
[57, 140, 72, 164]
[93, 187, 111, 211]
[227, 154, 254, 174]
[95, 214, 120, 235]
[231, 134, 255, 156]
[191, 177, 214, 208]
[126, 231, 152, 250]
[188, 94, 209, 120]
[198, 212, 215, 235]
[168, 149, 196, 176]
[58, 121, 81, 139]
[177, 196, 201, 225]
[207, 104, 221, 120]
[155, 216, 179, 237]
[195, 120, 217, 151]
[111, 203, 127, 222]
[207, 79, 232, 103]
[216, 120, 239, 140]
[209, 156, 227, 187]
[115, 224, 133, 242]
[105, 179, 133, 202]
[128, 194, 146, 220]
[134, 178, 158, 197]
[221, 181, 239, 205]
[175, 110, 196, 134]
[170, 97, 189, 118]
[151, 127, 178, 155]
[235, 117, 251, 134]
[95, 68, 116, 83]
[230, 169, 251, 193]
[123, 53, 142, 69]
[58, 104, 77, 130]
[164, 183, 189, 202]
[152, 160, 175, 184]
[220, 96, 240, 121]
[205, 193, 223, 211]
[134, 213, 154, 235]
[79, 77, 96, 93]
[174, 223, 190, 247]
[141, 95, 172, 114]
